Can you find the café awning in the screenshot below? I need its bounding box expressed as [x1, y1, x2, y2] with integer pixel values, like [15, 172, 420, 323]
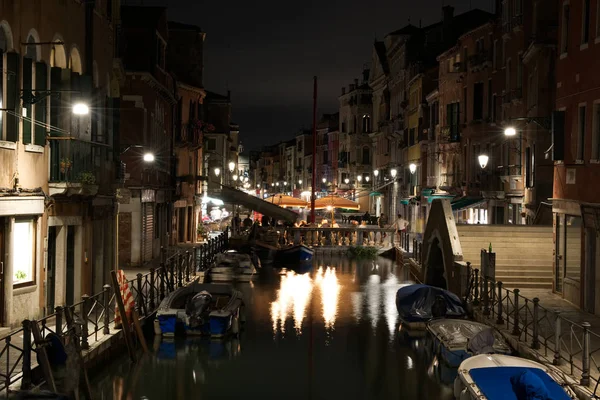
[451, 196, 485, 211]
[219, 186, 298, 223]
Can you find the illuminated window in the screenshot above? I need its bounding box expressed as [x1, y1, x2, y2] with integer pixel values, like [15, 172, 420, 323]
[13, 219, 35, 286]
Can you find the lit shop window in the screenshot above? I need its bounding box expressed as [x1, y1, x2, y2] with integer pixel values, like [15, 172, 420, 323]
[13, 219, 35, 286]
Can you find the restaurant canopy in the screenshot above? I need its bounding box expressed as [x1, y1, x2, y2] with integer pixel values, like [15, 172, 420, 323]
[264, 194, 308, 208]
[219, 186, 298, 223]
[314, 194, 360, 210]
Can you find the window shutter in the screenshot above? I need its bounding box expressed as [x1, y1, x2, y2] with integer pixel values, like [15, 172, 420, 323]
[35, 62, 48, 146]
[22, 58, 33, 144]
[49, 67, 62, 137]
[5, 52, 19, 142]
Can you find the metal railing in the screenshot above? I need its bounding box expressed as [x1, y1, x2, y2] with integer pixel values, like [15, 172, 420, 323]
[281, 227, 397, 248]
[465, 266, 600, 392]
[0, 230, 228, 396]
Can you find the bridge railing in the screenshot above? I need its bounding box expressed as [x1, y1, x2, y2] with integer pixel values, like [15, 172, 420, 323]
[280, 227, 397, 248]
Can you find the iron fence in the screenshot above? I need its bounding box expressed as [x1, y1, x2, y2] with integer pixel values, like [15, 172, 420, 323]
[0, 230, 228, 396]
[465, 266, 600, 392]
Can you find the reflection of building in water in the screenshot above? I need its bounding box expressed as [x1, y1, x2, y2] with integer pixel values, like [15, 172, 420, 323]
[270, 271, 313, 335]
[315, 266, 341, 329]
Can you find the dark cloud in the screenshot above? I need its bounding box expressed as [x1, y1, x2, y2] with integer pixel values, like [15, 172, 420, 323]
[128, 0, 493, 150]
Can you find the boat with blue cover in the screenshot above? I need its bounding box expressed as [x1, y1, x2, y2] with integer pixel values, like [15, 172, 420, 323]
[155, 281, 244, 338]
[275, 244, 314, 265]
[453, 354, 577, 400]
[395, 284, 466, 329]
[427, 319, 511, 368]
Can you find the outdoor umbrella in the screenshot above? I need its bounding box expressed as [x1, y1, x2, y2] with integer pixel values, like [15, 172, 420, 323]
[265, 194, 308, 208]
[314, 194, 360, 222]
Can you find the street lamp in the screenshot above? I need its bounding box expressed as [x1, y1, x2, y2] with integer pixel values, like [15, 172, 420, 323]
[232, 174, 238, 181]
[322, 177, 327, 184]
[284, 181, 287, 186]
[504, 127, 517, 137]
[214, 167, 220, 177]
[228, 161, 236, 172]
[357, 175, 362, 183]
[365, 176, 370, 182]
[478, 154, 489, 169]
[298, 179, 302, 185]
[390, 168, 397, 178]
[409, 163, 417, 174]
[73, 102, 90, 115]
[344, 178, 350, 184]
[373, 169, 379, 177]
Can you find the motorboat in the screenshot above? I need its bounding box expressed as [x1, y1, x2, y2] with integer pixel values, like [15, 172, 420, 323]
[427, 319, 511, 368]
[275, 244, 314, 266]
[155, 281, 244, 338]
[454, 354, 577, 400]
[396, 284, 466, 330]
[209, 250, 260, 282]
[254, 240, 278, 265]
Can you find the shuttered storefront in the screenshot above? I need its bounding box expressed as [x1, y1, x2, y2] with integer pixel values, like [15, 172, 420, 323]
[142, 203, 154, 262]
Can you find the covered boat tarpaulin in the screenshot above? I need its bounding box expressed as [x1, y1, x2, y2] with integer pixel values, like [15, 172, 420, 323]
[451, 196, 485, 211]
[469, 367, 571, 400]
[395, 284, 465, 322]
[219, 186, 298, 223]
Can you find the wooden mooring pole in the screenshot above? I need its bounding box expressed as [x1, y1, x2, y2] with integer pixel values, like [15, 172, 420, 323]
[111, 270, 137, 363]
[64, 306, 93, 400]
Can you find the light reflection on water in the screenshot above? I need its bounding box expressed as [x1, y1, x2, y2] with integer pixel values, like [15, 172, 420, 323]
[89, 255, 454, 400]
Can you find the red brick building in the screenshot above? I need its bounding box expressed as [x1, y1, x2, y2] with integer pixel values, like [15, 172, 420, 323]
[118, 6, 176, 266]
[553, 0, 600, 312]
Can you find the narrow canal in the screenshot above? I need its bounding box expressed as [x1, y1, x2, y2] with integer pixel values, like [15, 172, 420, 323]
[90, 255, 454, 399]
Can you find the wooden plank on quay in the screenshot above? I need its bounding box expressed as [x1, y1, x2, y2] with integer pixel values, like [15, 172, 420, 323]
[110, 270, 137, 363]
[30, 321, 57, 393]
[131, 310, 148, 353]
[64, 306, 93, 400]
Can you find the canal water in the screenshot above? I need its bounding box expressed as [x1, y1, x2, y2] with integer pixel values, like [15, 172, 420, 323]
[90, 255, 455, 399]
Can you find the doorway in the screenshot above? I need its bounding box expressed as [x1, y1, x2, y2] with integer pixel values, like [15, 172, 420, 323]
[0, 218, 5, 325]
[66, 226, 75, 305]
[584, 227, 596, 314]
[47, 226, 57, 313]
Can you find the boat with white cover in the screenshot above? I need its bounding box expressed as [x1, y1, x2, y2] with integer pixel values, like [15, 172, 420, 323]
[454, 354, 577, 400]
[210, 250, 260, 282]
[427, 319, 511, 367]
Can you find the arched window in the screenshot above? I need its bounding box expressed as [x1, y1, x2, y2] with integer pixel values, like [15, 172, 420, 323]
[362, 146, 370, 165]
[362, 114, 371, 133]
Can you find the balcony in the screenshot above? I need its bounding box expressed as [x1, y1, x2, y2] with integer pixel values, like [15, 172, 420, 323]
[468, 51, 491, 69]
[48, 137, 104, 197]
[439, 125, 461, 143]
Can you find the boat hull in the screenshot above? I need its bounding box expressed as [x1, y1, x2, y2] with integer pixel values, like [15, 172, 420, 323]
[275, 245, 314, 265]
[255, 242, 277, 264]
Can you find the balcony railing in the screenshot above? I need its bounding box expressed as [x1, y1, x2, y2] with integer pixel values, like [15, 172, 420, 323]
[49, 137, 107, 184]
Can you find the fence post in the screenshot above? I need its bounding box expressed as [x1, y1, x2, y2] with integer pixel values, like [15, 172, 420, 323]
[21, 319, 32, 390]
[149, 268, 156, 310]
[81, 295, 90, 350]
[511, 289, 520, 335]
[496, 281, 504, 325]
[161, 246, 166, 264]
[136, 273, 145, 316]
[531, 297, 540, 349]
[483, 276, 490, 316]
[473, 267, 480, 305]
[159, 263, 166, 300]
[186, 251, 191, 282]
[103, 284, 111, 335]
[553, 314, 562, 365]
[55, 306, 64, 336]
[581, 322, 591, 386]
[224, 226, 229, 248]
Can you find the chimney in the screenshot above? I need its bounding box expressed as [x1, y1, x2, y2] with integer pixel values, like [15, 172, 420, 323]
[227, 90, 231, 101]
[354, 78, 359, 86]
[362, 69, 370, 82]
[442, 5, 455, 21]
[350, 84, 355, 91]
[342, 87, 346, 95]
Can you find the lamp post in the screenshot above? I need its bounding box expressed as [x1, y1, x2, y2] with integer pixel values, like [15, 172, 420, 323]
[390, 168, 398, 219]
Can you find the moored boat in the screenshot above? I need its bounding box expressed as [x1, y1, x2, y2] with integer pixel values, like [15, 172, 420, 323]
[275, 244, 314, 265]
[395, 284, 466, 330]
[155, 281, 243, 338]
[427, 319, 511, 368]
[210, 250, 259, 282]
[453, 354, 577, 400]
[254, 240, 278, 265]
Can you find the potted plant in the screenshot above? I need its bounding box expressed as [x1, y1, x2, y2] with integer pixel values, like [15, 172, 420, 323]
[197, 224, 207, 242]
[60, 158, 72, 174]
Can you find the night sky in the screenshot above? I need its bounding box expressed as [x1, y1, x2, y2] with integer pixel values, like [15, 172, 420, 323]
[128, 0, 494, 151]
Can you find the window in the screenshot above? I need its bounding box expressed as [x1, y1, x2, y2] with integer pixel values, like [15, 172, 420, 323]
[514, 0, 522, 15]
[492, 40, 498, 70]
[473, 82, 484, 120]
[362, 147, 370, 165]
[341, 121, 346, 132]
[597, 0, 600, 38]
[491, 94, 497, 122]
[525, 147, 533, 187]
[561, 3, 570, 54]
[13, 219, 36, 286]
[502, 39, 507, 66]
[577, 105, 586, 160]
[22, 56, 33, 144]
[323, 150, 328, 164]
[463, 47, 468, 71]
[593, 104, 600, 160]
[487, 80, 493, 119]
[206, 138, 216, 151]
[463, 87, 468, 122]
[582, 0, 590, 44]
[516, 56, 523, 89]
[506, 59, 512, 93]
[156, 37, 165, 69]
[362, 115, 371, 133]
[446, 102, 460, 140]
[297, 140, 303, 152]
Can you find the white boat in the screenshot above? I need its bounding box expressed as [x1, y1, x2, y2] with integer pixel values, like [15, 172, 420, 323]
[427, 319, 511, 367]
[210, 250, 259, 282]
[454, 354, 577, 400]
